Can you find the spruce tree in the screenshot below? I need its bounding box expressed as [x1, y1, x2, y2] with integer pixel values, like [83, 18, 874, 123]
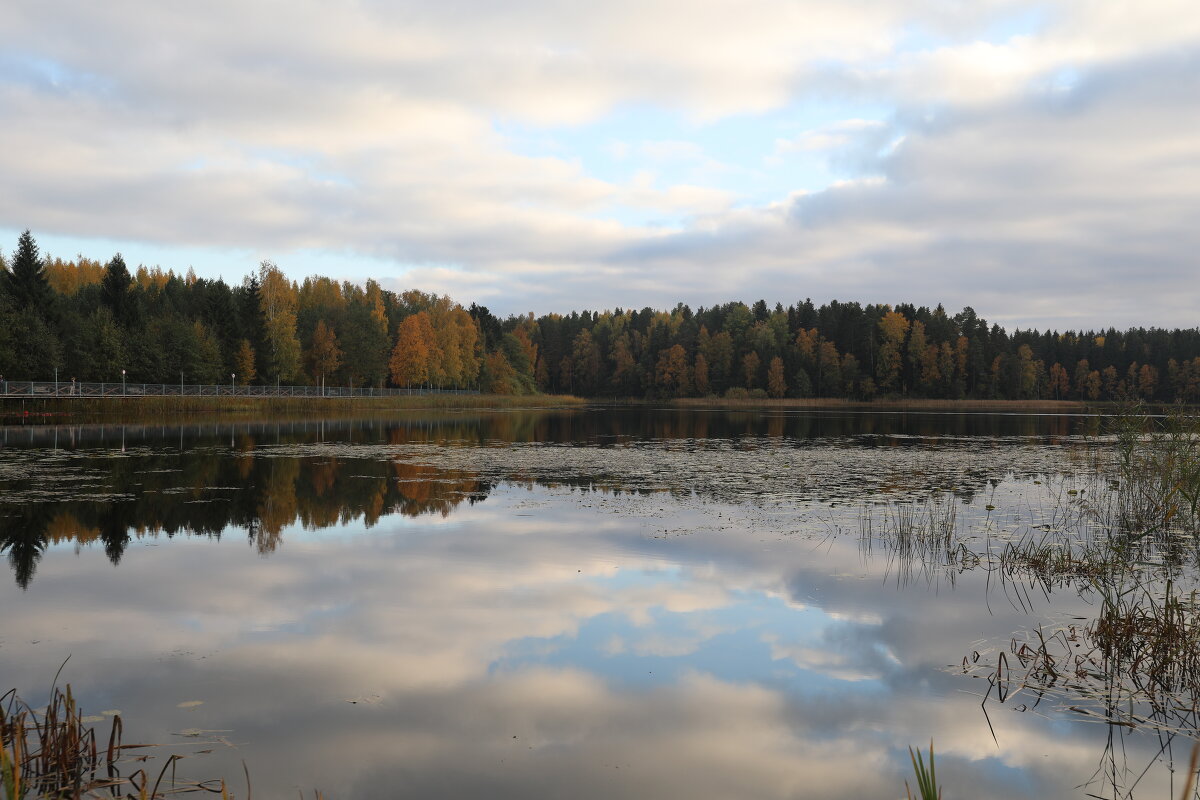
[1, 230, 54, 315]
[238, 275, 268, 383]
[101, 253, 135, 326]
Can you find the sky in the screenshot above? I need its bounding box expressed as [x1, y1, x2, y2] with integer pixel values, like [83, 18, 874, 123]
[0, 0, 1196, 331]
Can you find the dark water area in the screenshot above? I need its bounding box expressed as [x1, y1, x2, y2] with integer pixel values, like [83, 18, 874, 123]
[0, 407, 1190, 798]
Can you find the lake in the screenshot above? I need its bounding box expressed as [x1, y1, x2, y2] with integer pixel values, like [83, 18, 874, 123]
[1, 406, 1195, 799]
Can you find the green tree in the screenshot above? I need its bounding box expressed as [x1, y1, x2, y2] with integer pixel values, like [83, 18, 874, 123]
[498, 333, 537, 393]
[0, 307, 62, 379]
[69, 308, 126, 381]
[2, 230, 54, 316]
[101, 253, 135, 326]
[338, 296, 391, 388]
[693, 352, 710, 396]
[188, 321, 225, 384]
[571, 329, 603, 396]
[239, 276, 268, 382]
[610, 333, 640, 394]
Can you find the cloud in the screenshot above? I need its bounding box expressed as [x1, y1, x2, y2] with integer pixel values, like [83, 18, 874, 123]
[775, 119, 887, 154]
[1, 471, 1169, 799]
[0, 1, 1196, 328]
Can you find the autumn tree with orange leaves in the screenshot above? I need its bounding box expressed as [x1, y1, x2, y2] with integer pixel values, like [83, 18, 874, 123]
[390, 312, 437, 388]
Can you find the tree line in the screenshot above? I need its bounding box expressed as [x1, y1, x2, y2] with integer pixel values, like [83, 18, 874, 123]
[2, 230, 1199, 401]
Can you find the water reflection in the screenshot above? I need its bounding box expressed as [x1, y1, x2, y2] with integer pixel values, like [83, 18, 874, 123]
[1, 410, 1096, 588]
[0, 408, 1187, 798]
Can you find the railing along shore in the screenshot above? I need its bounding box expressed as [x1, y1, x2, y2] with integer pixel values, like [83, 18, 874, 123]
[0, 380, 477, 398]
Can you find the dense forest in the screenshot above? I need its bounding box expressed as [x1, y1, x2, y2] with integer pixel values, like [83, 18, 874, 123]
[2, 230, 1199, 401]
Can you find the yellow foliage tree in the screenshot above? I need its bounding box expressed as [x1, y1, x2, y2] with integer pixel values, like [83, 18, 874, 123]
[234, 339, 257, 385]
[877, 310, 909, 393]
[390, 312, 435, 388]
[258, 260, 302, 383]
[655, 344, 691, 397]
[767, 356, 786, 398]
[308, 320, 343, 388]
[742, 351, 761, 389]
[1048, 362, 1070, 399]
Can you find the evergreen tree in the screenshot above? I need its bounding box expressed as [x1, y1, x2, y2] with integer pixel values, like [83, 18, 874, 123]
[238, 276, 268, 383]
[2, 230, 54, 316]
[101, 253, 136, 326]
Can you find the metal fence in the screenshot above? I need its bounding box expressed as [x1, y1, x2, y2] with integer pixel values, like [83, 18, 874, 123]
[0, 380, 477, 399]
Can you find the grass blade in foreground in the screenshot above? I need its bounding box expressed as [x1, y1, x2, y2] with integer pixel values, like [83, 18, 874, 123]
[906, 740, 941, 800]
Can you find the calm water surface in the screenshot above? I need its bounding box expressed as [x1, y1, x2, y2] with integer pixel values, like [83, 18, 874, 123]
[0, 407, 1189, 798]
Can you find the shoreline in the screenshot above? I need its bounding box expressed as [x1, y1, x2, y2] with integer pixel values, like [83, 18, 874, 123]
[3, 394, 1192, 425]
[667, 397, 1091, 412]
[0, 392, 587, 423]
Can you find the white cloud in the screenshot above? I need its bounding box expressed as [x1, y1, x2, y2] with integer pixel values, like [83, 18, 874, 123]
[0, 1, 1197, 327]
[775, 119, 886, 154]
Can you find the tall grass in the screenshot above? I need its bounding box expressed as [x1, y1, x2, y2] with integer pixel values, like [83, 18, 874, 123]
[904, 741, 941, 800]
[855, 408, 1200, 796]
[1, 684, 236, 799]
[1111, 405, 1200, 540]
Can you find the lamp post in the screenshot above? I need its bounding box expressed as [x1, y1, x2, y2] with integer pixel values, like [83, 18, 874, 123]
[121, 369, 126, 396]
[231, 373, 236, 395]
[180, 371, 184, 396]
[54, 367, 58, 397]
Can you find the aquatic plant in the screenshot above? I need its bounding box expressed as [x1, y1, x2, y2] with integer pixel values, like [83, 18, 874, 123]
[1, 683, 230, 799]
[858, 493, 967, 586]
[1111, 405, 1200, 540]
[904, 741, 941, 800]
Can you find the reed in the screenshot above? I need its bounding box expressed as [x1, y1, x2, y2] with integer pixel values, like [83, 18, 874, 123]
[1110, 405, 1200, 539]
[904, 741, 941, 800]
[1, 684, 230, 799]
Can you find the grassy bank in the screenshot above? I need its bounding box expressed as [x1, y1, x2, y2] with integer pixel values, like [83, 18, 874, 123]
[0, 392, 586, 423]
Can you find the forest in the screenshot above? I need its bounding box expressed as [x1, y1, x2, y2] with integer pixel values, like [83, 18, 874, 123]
[2, 230, 1199, 402]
